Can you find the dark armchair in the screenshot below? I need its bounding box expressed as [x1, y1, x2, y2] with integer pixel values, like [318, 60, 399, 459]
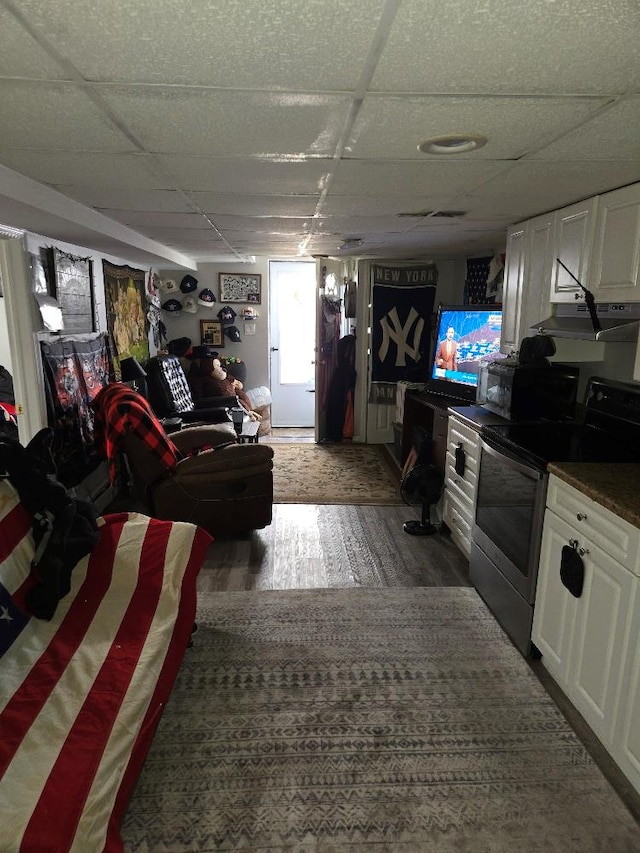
[145, 355, 237, 424]
[92, 383, 274, 537]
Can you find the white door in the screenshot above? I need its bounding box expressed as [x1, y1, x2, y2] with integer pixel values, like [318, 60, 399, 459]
[269, 260, 316, 426]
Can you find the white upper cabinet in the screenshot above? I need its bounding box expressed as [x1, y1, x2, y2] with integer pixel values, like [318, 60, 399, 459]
[522, 212, 555, 336]
[590, 183, 640, 301]
[550, 199, 597, 302]
[501, 225, 526, 354]
[501, 213, 555, 353]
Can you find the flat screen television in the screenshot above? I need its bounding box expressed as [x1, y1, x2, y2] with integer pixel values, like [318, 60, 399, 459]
[427, 304, 504, 403]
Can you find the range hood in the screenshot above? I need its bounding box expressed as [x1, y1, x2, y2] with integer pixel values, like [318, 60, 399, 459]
[529, 303, 640, 342]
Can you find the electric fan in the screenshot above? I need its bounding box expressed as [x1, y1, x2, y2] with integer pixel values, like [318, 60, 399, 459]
[400, 463, 443, 536]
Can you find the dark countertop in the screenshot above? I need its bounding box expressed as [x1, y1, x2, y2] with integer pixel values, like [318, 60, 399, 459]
[547, 463, 640, 528]
[447, 405, 509, 431]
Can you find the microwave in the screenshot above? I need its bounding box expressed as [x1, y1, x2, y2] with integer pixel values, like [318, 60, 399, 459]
[477, 358, 579, 421]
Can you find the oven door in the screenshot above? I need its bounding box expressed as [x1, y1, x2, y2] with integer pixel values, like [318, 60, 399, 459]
[472, 435, 548, 603]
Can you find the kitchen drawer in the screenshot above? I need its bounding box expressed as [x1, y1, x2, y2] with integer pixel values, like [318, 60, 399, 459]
[445, 453, 477, 507]
[447, 417, 480, 473]
[443, 493, 472, 556]
[547, 475, 640, 574]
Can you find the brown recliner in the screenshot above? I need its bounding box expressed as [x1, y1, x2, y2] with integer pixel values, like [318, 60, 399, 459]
[92, 383, 274, 537]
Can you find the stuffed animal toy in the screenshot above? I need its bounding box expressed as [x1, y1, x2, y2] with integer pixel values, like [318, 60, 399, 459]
[206, 359, 263, 421]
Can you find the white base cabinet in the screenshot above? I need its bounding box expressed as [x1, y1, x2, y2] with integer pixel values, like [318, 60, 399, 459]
[533, 474, 640, 792]
[442, 415, 480, 557]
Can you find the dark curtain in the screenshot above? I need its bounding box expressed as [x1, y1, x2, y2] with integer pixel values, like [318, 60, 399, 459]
[325, 334, 357, 442]
[316, 296, 342, 422]
[40, 334, 114, 486]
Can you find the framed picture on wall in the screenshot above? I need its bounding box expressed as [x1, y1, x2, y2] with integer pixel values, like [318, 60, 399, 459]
[218, 272, 261, 304]
[200, 319, 224, 348]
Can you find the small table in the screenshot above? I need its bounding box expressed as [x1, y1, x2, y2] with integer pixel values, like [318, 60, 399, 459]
[237, 421, 260, 443]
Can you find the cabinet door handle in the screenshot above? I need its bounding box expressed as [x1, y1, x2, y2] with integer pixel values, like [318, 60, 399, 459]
[576, 512, 587, 521]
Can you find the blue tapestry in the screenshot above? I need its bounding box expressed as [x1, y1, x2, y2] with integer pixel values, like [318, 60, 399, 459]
[369, 265, 437, 405]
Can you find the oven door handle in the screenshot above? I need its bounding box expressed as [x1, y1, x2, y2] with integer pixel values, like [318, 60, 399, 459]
[480, 435, 546, 480]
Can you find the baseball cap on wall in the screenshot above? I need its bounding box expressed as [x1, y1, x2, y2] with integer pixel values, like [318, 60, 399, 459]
[182, 295, 198, 313]
[180, 274, 198, 293]
[217, 305, 237, 324]
[224, 325, 242, 342]
[198, 288, 216, 307]
[162, 298, 182, 313]
[160, 278, 179, 294]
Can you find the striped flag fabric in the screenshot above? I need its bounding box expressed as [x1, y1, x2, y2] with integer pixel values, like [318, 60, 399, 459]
[0, 479, 211, 852]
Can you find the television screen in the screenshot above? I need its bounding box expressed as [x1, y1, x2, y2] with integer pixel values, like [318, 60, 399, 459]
[428, 305, 504, 402]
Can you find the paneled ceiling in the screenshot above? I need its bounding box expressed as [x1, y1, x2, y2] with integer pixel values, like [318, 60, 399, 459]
[0, 0, 639, 270]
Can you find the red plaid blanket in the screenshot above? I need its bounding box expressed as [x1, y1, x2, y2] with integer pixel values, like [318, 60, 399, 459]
[92, 383, 180, 483]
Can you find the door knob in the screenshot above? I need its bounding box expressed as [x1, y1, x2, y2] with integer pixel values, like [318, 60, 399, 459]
[270, 347, 279, 352]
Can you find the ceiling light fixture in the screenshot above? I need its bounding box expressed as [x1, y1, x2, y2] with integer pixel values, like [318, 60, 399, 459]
[417, 134, 488, 155]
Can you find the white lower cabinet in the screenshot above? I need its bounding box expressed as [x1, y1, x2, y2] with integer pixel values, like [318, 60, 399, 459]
[533, 474, 640, 792]
[443, 415, 480, 557]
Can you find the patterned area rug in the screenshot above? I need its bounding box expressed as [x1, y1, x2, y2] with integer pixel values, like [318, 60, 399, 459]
[267, 442, 403, 505]
[121, 588, 640, 851]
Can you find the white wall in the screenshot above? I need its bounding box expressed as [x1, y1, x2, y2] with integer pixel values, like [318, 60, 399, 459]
[0, 290, 11, 372]
[158, 260, 271, 388]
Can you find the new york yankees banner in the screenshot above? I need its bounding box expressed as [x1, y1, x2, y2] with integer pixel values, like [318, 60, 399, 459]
[369, 264, 437, 404]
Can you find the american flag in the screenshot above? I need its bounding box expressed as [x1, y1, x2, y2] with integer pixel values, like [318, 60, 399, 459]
[0, 479, 211, 852]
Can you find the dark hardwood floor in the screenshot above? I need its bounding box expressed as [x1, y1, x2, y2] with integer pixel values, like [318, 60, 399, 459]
[198, 428, 470, 592]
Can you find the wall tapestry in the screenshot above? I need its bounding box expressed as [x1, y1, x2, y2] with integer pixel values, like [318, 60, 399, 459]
[464, 254, 504, 304]
[47, 247, 95, 334]
[103, 261, 149, 374]
[369, 264, 437, 405]
[40, 333, 114, 487]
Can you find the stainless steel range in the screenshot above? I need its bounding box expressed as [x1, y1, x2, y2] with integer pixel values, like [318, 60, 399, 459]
[470, 377, 640, 657]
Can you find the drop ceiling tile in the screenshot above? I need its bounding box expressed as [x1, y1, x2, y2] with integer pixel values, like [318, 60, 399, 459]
[191, 194, 319, 217]
[372, 0, 640, 95]
[330, 160, 507, 197]
[0, 6, 66, 79]
[473, 161, 640, 202]
[0, 81, 137, 151]
[62, 188, 194, 212]
[140, 228, 222, 245]
[0, 150, 164, 189]
[459, 196, 562, 219]
[348, 95, 609, 160]
[157, 156, 330, 194]
[207, 215, 312, 234]
[103, 210, 213, 229]
[320, 195, 453, 216]
[100, 88, 350, 156]
[528, 97, 640, 160]
[220, 232, 308, 246]
[309, 215, 408, 233]
[19, 0, 384, 89]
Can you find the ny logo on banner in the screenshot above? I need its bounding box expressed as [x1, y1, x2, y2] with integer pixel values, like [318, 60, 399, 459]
[378, 306, 424, 367]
